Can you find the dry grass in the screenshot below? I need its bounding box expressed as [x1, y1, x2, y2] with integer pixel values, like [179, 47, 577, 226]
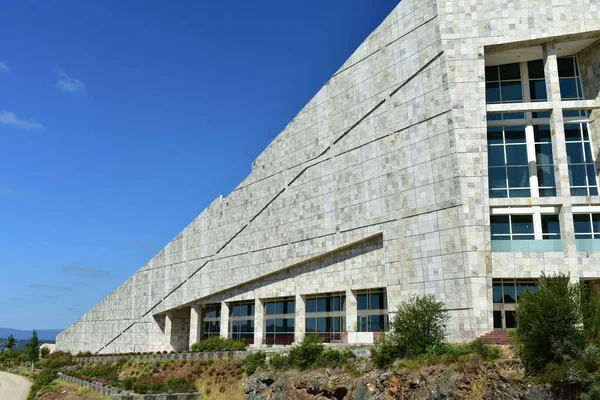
[196, 376, 245, 400]
[36, 380, 112, 400]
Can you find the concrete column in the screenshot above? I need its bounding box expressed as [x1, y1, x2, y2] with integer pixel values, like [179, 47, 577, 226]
[543, 43, 579, 281]
[294, 294, 305, 343]
[164, 311, 173, 352]
[345, 289, 357, 333]
[219, 302, 230, 339]
[189, 304, 202, 348]
[254, 298, 264, 348]
[543, 43, 570, 198]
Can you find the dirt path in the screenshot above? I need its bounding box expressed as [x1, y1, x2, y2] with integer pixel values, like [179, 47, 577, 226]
[0, 371, 32, 400]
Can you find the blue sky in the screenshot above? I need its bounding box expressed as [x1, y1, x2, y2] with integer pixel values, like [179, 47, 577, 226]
[0, 0, 399, 331]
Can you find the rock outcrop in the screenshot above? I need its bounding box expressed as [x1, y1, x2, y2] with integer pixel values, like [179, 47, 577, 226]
[245, 360, 557, 399]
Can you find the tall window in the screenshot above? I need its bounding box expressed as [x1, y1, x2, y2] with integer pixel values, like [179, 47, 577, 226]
[264, 298, 295, 345]
[528, 60, 547, 101]
[558, 56, 584, 100]
[573, 214, 600, 239]
[357, 288, 388, 332]
[202, 304, 221, 340]
[488, 125, 530, 198]
[566, 122, 598, 196]
[229, 301, 254, 344]
[485, 63, 523, 103]
[305, 292, 345, 343]
[534, 125, 556, 196]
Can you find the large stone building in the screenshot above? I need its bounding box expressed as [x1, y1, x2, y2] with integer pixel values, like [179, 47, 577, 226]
[57, 0, 600, 353]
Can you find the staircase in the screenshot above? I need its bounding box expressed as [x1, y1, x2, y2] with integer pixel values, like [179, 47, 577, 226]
[479, 331, 513, 345]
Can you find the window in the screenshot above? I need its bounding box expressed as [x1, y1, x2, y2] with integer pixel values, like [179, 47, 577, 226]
[486, 63, 523, 104]
[305, 292, 345, 343]
[229, 301, 254, 344]
[356, 288, 388, 332]
[264, 298, 295, 345]
[574, 214, 600, 239]
[202, 304, 221, 340]
[493, 279, 537, 330]
[488, 125, 530, 198]
[566, 122, 598, 196]
[541, 214, 560, 239]
[534, 125, 556, 196]
[491, 215, 534, 240]
[528, 60, 547, 101]
[558, 56, 584, 100]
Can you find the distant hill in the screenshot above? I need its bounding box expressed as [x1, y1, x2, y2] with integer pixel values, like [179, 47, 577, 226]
[0, 328, 62, 341]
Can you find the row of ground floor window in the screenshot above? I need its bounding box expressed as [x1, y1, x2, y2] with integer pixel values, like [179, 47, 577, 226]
[160, 279, 599, 350]
[189, 288, 388, 347]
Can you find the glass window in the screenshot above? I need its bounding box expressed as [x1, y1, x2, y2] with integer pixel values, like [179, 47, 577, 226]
[491, 215, 534, 240]
[356, 289, 387, 332]
[485, 63, 523, 104]
[528, 60, 547, 101]
[574, 214, 600, 239]
[534, 125, 556, 197]
[503, 283, 516, 304]
[565, 122, 598, 196]
[541, 214, 560, 239]
[201, 304, 222, 340]
[493, 279, 538, 304]
[558, 57, 584, 100]
[488, 125, 530, 198]
[265, 298, 295, 316]
[305, 292, 346, 342]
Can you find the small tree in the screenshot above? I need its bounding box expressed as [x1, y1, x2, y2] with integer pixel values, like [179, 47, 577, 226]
[5, 334, 16, 350]
[40, 346, 50, 358]
[25, 330, 40, 372]
[371, 295, 449, 366]
[515, 273, 588, 370]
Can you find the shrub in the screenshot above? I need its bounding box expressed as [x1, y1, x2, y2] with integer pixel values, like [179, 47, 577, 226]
[371, 295, 449, 366]
[244, 351, 266, 375]
[40, 347, 50, 358]
[268, 352, 290, 370]
[515, 273, 590, 370]
[191, 336, 247, 352]
[288, 333, 324, 369]
[371, 333, 400, 368]
[316, 348, 354, 367]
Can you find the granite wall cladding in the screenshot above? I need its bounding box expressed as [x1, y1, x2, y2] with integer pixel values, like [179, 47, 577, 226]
[57, 0, 600, 353]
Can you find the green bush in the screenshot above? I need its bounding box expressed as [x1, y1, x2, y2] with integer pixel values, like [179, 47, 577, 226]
[191, 336, 247, 352]
[371, 295, 449, 366]
[315, 348, 354, 368]
[288, 333, 324, 369]
[370, 333, 399, 368]
[268, 352, 290, 370]
[244, 351, 266, 375]
[515, 273, 592, 370]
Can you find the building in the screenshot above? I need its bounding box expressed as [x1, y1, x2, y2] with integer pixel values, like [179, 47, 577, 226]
[57, 0, 600, 353]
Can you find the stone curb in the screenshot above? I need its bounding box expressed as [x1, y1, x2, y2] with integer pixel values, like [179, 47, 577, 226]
[57, 373, 200, 399]
[74, 350, 246, 364]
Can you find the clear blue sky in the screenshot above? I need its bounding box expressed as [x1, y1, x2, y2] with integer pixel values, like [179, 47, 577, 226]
[0, 0, 399, 331]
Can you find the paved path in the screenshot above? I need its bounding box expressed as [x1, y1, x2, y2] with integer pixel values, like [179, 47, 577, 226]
[0, 371, 31, 400]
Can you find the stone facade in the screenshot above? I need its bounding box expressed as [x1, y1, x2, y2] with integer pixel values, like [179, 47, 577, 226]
[57, 0, 600, 353]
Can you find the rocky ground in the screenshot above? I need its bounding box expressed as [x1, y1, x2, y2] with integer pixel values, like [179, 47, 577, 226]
[245, 359, 557, 400]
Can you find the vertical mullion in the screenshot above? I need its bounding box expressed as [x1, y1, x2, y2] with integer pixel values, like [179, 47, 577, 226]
[508, 215, 514, 240]
[522, 61, 531, 102]
[533, 207, 543, 240]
